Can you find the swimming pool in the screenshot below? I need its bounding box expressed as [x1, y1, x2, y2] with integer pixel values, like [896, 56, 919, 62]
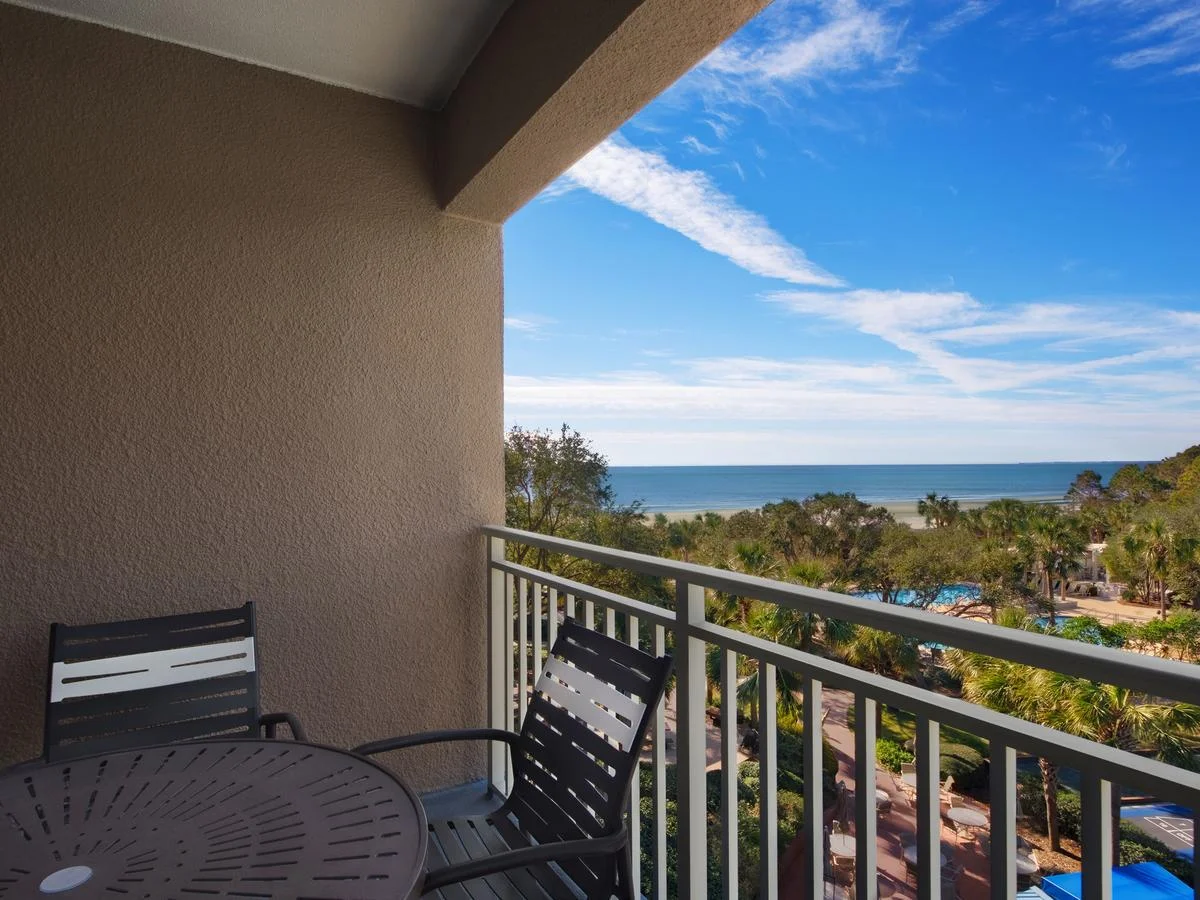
[854, 583, 980, 607]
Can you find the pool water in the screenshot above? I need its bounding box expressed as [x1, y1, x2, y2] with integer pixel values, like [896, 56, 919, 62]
[854, 583, 980, 607]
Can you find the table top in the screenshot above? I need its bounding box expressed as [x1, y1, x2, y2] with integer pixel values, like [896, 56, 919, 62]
[828, 833, 856, 857]
[1015, 852, 1040, 875]
[875, 788, 891, 803]
[946, 806, 988, 827]
[900, 772, 918, 788]
[0, 740, 427, 899]
[902, 844, 949, 867]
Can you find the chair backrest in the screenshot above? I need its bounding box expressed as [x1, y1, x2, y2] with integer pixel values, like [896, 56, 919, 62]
[45, 602, 262, 762]
[506, 619, 672, 900]
[942, 775, 955, 793]
[901, 762, 916, 775]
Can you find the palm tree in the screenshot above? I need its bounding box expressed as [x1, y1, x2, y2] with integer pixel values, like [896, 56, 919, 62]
[946, 641, 1068, 850]
[1051, 671, 1200, 857]
[840, 626, 920, 732]
[982, 498, 1029, 544]
[1133, 517, 1173, 618]
[1021, 512, 1086, 626]
[917, 492, 960, 528]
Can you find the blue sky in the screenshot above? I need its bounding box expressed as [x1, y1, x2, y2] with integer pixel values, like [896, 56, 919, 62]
[503, 0, 1200, 466]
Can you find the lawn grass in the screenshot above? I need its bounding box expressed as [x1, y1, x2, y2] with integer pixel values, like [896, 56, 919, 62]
[848, 703, 989, 758]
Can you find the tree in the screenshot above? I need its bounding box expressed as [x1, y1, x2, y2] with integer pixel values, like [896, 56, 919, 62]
[1020, 511, 1086, 625]
[981, 498, 1032, 545]
[839, 627, 920, 732]
[505, 424, 613, 554]
[1108, 464, 1169, 505]
[917, 492, 960, 528]
[1066, 469, 1106, 506]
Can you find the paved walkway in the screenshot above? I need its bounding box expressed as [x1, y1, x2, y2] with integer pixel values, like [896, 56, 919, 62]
[778, 688, 995, 899]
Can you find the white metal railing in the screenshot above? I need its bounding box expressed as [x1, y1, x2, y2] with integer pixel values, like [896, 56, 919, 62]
[484, 526, 1200, 900]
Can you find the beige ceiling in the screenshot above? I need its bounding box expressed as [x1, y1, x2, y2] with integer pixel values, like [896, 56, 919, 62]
[6, 0, 512, 109]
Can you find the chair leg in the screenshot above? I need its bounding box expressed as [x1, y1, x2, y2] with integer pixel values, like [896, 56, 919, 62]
[615, 847, 635, 900]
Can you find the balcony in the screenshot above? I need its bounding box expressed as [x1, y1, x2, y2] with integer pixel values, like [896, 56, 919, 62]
[483, 526, 1200, 900]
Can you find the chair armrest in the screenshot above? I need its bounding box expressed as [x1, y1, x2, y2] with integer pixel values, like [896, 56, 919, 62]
[423, 829, 628, 892]
[352, 728, 519, 757]
[260, 712, 307, 741]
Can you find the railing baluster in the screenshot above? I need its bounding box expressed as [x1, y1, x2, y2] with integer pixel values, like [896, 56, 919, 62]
[532, 581, 543, 681]
[605, 606, 616, 638]
[802, 674, 824, 900]
[654, 623, 668, 900]
[548, 586, 559, 649]
[585, 597, 596, 630]
[722, 649, 739, 900]
[628, 615, 642, 897]
[676, 580, 708, 899]
[855, 694, 878, 900]
[518, 577, 529, 722]
[759, 661, 778, 900]
[916, 715, 941, 900]
[989, 742, 1016, 899]
[505, 572, 515, 789]
[488, 537, 508, 795]
[566, 592, 576, 622]
[1081, 770, 1113, 900]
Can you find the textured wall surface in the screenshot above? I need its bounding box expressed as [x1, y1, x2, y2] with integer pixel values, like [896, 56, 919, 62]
[0, 4, 503, 789]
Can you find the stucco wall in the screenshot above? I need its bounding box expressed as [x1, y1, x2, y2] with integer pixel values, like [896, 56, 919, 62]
[0, 4, 502, 789]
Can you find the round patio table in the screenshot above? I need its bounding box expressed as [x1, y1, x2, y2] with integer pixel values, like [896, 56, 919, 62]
[828, 833, 856, 857]
[875, 789, 891, 807]
[1015, 853, 1040, 876]
[902, 844, 949, 867]
[945, 806, 987, 829]
[0, 740, 427, 899]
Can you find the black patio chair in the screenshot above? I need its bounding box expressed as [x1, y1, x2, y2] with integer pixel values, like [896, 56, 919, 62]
[354, 618, 672, 900]
[40, 601, 304, 763]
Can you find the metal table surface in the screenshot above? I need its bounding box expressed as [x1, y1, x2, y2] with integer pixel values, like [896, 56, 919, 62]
[0, 739, 427, 899]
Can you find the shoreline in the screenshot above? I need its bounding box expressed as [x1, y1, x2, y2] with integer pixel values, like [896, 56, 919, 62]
[653, 497, 1065, 528]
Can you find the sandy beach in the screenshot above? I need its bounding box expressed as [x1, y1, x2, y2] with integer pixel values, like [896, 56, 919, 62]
[654, 498, 1060, 529]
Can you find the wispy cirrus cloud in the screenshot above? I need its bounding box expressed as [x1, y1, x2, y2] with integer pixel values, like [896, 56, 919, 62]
[504, 314, 556, 337]
[559, 137, 844, 287]
[766, 288, 1200, 393]
[1061, 0, 1200, 75]
[928, 0, 998, 38]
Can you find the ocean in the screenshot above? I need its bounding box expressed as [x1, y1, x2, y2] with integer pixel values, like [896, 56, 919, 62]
[607, 462, 1139, 513]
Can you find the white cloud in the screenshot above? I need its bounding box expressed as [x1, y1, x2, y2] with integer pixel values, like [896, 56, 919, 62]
[562, 138, 843, 287]
[766, 289, 1200, 393]
[706, 1, 901, 82]
[929, 1, 997, 38]
[504, 314, 555, 336]
[1064, 0, 1200, 74]
[681, 135, 719, 155]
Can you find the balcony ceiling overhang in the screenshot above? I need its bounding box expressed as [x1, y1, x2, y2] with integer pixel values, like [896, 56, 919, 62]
[5, 0, 771, 223]
[5, 0, 513, 109]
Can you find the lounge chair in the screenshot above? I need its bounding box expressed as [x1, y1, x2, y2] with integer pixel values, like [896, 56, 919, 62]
[354, 619, 673, 900]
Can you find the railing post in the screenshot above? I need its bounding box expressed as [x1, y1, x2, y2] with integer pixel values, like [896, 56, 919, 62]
[759, 662, 778, 900]
[487, 535, 508, 795]
[916, 715, 941, 900]
[721, 649, 739, 900]
[802, 675, 824, 900]
[989, 742, 1017, 899]
[676, 579, 708, 900]
[855, 694, 878, 900]
[1081, 771, 1113, 900]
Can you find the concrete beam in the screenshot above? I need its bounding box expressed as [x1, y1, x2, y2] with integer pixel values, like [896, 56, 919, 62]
[435, 0, 769, 224]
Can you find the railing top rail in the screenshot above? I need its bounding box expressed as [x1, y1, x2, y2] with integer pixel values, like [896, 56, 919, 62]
[696, 621, 1200, 807]
[490, 559, 676, 629]
[485, 525, 1200, 706]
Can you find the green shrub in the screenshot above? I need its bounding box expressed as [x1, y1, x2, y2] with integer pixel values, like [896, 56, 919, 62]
[1118, 824, 1193, 882]
[876, 738, 913, 773]
[940, 742, 986, 789]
